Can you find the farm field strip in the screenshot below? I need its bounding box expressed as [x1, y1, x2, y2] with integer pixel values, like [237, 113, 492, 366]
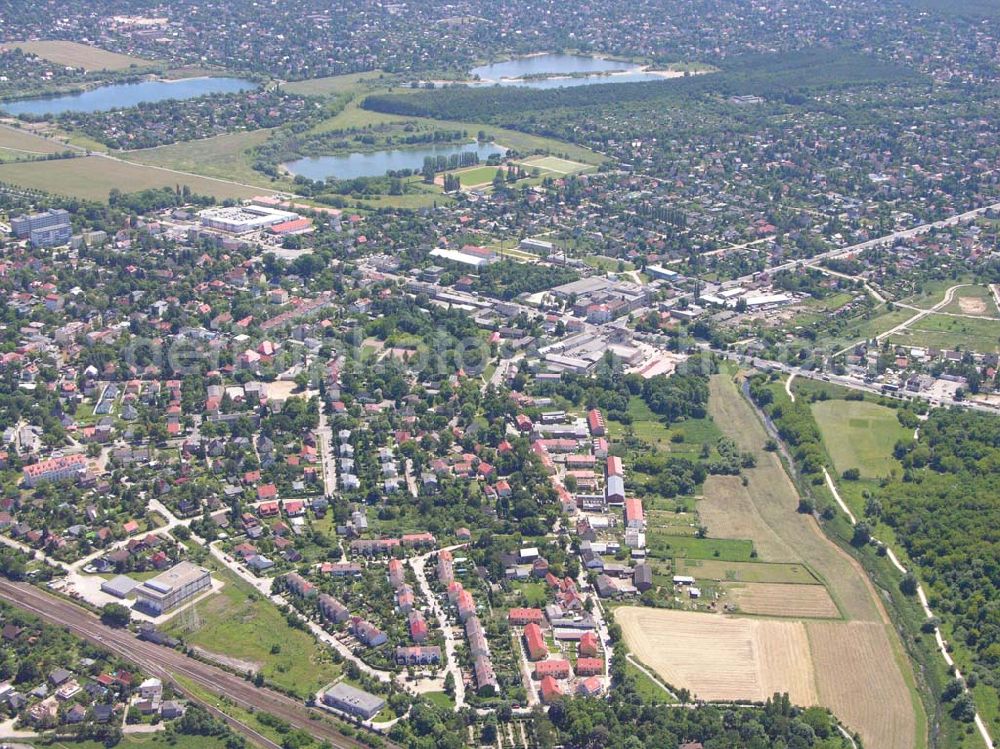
[723, 582, 840, 619]
[5, 40, 156, 70]
[0, 155, 273, 201]
[616, 607, 818, 704]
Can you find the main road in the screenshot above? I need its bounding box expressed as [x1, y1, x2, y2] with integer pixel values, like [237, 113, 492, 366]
[0, 579, 398, 749]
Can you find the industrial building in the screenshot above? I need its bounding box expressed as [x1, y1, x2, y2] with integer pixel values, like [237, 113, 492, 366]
[133, 562, 211, 615]
[321, 683, 385, 720]
[11, 209, 72, 248]
[198, 204, 301, 234]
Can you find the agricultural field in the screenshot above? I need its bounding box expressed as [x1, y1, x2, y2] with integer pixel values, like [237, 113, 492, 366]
[616, 607, 818, 704]
[811, 400, 910, 479]
[6, 40, 157, 71]
[807, 620, 919, 749]
[706, 374, 886, 622]
[646, 533, 754, 562]
[723, 582, 840, 618]
[0, 155, 273, 201]
[0, 125, 69, 157]
[617, 608, 919, 749]
[698, 474, 799, 562]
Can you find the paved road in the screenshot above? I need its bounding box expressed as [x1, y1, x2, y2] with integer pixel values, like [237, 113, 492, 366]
[0, 579, 396, 749]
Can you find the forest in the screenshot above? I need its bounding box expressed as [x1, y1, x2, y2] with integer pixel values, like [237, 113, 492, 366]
[882, 409, 1000, 688]
[362, 49, 923, 124]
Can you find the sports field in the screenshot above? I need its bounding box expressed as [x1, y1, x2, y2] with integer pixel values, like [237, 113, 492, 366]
[0, 155, 272, 201]
[811, 400, 909, 479]
[6, 40, 156, 71]
[448, 165, 502, 187]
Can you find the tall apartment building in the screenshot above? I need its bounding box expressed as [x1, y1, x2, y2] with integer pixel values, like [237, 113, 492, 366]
[10, 209, 72, 248]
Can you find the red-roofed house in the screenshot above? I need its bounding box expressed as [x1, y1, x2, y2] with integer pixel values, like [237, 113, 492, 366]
[508, 608, 544, 626]
[540, 675, 562, 703]
[535, 659, 570, 679]
[625, 497, 644, 529]
[523, 623, 547, 661]
[575, 657, 603, 676]
[579, 631, 599, 657]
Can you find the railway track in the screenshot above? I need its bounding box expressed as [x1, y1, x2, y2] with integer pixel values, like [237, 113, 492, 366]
[0, 578, 397, 749]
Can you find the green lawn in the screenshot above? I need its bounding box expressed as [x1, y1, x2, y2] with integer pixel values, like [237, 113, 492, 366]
[811, 400, 909, 479]
[123, 129, 280, 189]
[624, 658, 675, 704]
[423, 691, 456, 710]
[511, 580, 548, 607]
[165, 567, 340, 697]
[283, 71, 387, 97]
[647, 534, 754, 562]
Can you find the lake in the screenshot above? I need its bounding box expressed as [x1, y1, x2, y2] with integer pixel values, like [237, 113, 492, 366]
[468, 53, 665, 89]
[1, 77, 258, 117]
[284, 141, 507, 181]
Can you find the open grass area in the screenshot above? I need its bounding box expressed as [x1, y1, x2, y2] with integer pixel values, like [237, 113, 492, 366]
[283, 71, 387, 97]
[940, 284, 997, 316]
[811, 400, 909, 479]
[122, 129, 280, 189]
[675, 558, 820, 584]
[165, 567, 340, 697]
[889, 312, 1000, 353]
[40, 736, 231, 749]
[6, 40, 157, 71]
[0, 155, 272, 201]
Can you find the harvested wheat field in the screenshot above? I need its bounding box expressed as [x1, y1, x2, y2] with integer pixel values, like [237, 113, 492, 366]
[807, 620, 917, 749]
[724, 582, 840, 619]
[616, 607, 818, 704]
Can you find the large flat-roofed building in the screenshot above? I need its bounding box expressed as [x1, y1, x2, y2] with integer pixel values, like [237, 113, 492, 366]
[199, 204, 300, 234]
[134, 562, 211, 615]
[321, 683, 385, 720]
[11, 209, 72, 248]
